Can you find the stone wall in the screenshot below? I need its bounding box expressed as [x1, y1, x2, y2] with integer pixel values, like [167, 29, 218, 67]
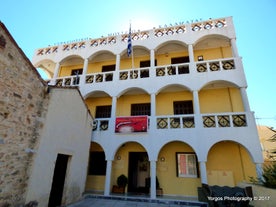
[0, 22, 48, 206]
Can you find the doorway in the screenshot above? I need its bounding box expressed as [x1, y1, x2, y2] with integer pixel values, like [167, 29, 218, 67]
[48, 154, 70, 207]
[128, 152, 149, 194]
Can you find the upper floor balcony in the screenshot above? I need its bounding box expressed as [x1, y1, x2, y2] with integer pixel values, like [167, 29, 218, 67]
[49, 56, 244, 97]
[34, 16, 241, 91]
[90, 111, 256, 145]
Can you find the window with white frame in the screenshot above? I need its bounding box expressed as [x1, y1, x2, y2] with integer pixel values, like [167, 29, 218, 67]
[176, 152, 198, 178]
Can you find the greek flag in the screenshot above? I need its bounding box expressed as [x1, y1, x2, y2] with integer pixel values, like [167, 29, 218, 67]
[127, 25, 132, 57]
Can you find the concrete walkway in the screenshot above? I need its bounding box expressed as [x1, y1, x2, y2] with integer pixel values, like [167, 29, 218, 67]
[66, 195, 208, 207]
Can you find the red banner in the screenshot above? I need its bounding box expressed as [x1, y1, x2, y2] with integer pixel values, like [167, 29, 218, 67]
[115, 116, 148, 133]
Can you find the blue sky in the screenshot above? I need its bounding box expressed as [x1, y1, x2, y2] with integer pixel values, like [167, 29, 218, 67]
[1, 0, 276, 128]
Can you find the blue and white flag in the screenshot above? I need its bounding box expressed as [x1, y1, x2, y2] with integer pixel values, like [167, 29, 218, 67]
[127, 25, 132, 57]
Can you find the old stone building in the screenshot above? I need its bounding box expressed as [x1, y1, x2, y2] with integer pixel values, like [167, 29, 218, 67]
[0, 22, 93, 207]
[0, 21, 48, 205]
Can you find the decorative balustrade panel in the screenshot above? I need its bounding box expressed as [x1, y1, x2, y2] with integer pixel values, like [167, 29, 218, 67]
[196, 58, 235, 73]
[85, 72, 114, 84]
[36, 17, 227, 56]
[157, 115, 195, 129]
[55, 75, 80, 86]
[191, 19, 226, 32]
[119, 68, 150, 80]
[156, 63, 189, 77]
[202, 113, 247, 128]
[93, 119, 109, 131]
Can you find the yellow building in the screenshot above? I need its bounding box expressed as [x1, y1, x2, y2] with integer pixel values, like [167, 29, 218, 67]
[33, 16, 263, 199]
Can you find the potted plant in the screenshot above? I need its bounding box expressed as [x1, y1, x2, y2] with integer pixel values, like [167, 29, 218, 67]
[112, 174, 128, 193]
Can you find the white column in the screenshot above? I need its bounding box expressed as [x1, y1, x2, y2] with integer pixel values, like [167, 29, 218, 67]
[199, 161, 208, 184]
[114, 54, 120, 81]
[111, 96, 117, 118]
[150, 49, 155, 67]
[193, 90, 200, 114]
[193, 90, 201, 128]
[81, 58, 89, 85]
[150, 160, 157, 199]
[255, 163, 264, 182]
[231, 38, 239, 57]
[110, 96, 117, 131]
[104, 160, 113, 196]
[150, 49, 155, 78]
[240, 87, 251, 112]
[188, 44, 194, 62]
[115, 54, 121, 70]
[50, 62, 60, 85]
[150, 93, 156, 131]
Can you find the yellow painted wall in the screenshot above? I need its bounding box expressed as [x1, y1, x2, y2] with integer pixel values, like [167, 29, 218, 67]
[199, 88, 244, 113]
[207, 141, 256, 186]
[117, 94, 150, 116]
[157, 141, 201, 196]
[156, 51, 189, 66]
[85, 97, 112, 117]
[194, 46, 232, 61]
[59, 64, 83, 77]
[120, 55, 150, 70]
[156, 91, 193, 115]
[87, 60, 116, 74]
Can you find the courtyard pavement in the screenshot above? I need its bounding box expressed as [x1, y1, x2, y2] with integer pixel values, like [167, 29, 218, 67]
[66, 195, 208, 207]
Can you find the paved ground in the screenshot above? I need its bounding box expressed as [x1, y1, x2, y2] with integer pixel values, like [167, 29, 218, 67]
[67, 198, 190, 207]
[66, 195, 207, 207]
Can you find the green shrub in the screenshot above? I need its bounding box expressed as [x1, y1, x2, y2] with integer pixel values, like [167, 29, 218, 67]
[262, 163, 276, 189]
[250, 162, 276, 189]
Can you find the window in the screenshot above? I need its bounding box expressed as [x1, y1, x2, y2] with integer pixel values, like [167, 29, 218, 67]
[95, 105, 111, 118]
[131, 103, 151, 116]
[140, 60, 157, 67]
[173, 101, 193, 115]
[176, 153, 198, 178]
[71, 69, 83, 75]
[89, 152, 106, 175]
[102, 64, 115, 72]
[171, 56, 189, 64]
[171, 56, 189, 74]
[71, 69, 83, 85]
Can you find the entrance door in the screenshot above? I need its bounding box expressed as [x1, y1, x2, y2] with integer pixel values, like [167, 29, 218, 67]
[48, 154, 69, 207]
[128, 152, 149, 194]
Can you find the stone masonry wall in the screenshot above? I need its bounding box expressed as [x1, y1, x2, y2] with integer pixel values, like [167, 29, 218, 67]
[0, 22, 49, 206]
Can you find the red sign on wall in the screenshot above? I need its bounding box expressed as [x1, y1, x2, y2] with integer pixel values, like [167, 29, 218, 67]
[115, 116, 148, 133]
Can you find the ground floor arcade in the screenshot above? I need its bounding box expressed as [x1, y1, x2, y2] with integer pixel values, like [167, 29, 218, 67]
[85, 140, 258, 199]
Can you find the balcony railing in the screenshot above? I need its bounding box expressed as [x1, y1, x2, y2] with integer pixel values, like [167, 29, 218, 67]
[119, 67, 150, 80]
[86, 71, 114, 84]
[156, 115, 195, 129]
[55, 75, 80, 86]
[92, 118, 110, 131]
[52, 58, 237, 87]
[92, 112, 247, 133]
[196, 58, 235, 73]
[155, 63, 189, 77]
[202, 112, 247, 128]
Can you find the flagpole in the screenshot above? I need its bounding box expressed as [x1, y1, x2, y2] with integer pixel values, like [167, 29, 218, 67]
[131, 43, 134, 69]
[128, 21, 134, 69]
